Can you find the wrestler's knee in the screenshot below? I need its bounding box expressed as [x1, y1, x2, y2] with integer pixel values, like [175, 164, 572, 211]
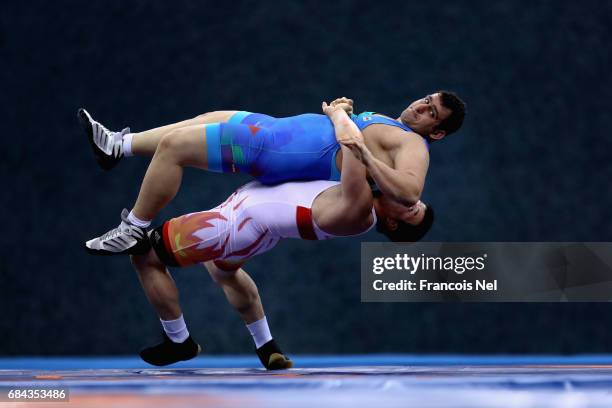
[157, 128, 201, 164]
[195, 111, 214, 120]
[195, 111, 237, 122]
[204, 261, 237, 284]
[158, 128, 186, 152]
[130, 248, 164, 270]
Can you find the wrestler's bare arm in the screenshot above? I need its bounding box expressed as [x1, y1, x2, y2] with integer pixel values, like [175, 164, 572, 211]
[314, 104, 373, 233]
[327, 103, 427, 206]
[353, 130, 429, 207]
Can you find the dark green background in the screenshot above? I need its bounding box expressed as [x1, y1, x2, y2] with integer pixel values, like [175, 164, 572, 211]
[2, 1, 611, 355]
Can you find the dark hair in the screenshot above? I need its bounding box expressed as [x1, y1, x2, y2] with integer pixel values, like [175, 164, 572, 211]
[376, 205, 435, 242]
[435, 90, 466, 135]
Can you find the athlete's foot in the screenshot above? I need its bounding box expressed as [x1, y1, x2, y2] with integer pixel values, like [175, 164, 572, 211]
[85, 209, 150, 255]
[78, 108, 129, 170]
[140, 333, 202, 366]
[256, 339, 293, 370]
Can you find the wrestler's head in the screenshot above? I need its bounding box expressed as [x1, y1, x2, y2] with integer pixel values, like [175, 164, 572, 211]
[373, 193, 434, 242]
[399, 91, 466, 142]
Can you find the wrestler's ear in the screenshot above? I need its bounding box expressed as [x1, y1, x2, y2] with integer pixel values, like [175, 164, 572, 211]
[385, 218, 399, 231]
[429, 129, 446, 140]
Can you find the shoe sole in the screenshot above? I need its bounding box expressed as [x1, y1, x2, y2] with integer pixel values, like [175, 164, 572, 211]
[83, 239, 152, 256]
[84, 243, 127, 256]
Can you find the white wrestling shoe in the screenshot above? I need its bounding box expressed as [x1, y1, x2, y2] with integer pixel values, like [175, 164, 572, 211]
[85, 209, 150, 255]
[78, 108, 129, 170]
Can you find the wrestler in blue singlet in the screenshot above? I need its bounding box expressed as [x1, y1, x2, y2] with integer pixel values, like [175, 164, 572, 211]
[205, 111, 418, 185]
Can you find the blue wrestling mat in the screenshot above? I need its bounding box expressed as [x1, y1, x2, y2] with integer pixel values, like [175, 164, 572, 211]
[3, 355, 612, 407]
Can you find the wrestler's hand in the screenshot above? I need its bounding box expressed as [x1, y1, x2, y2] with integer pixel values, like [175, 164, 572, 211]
[324, 101, 366, 156]
[322, 101, 351, 117]
[345, 135, 370, 164]
[330, 97, 354, 115]
[322, 101, 355, 143]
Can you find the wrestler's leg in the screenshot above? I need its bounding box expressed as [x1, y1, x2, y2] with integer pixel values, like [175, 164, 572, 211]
[204, 261, 292, 369]
[204, 261, 263, 324]
[85, 121, 270, 254]
[131, 249, 182, 320]
[130, 118, 269, 221]
[78, 110, 240, 172]
[131, 124, 209, 221]
[131, 249, 201, 365]
[131, 111, 237, 156]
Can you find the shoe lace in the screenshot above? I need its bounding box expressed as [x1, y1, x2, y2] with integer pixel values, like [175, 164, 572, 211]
[95, 122, 124, 158]
[101, 225, 127, 241]
[95, 121, 123, 144]
[98, 122, 111, 135]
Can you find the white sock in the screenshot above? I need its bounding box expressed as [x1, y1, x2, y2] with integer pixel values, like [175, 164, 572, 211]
[160, 314, 190, 343]
[246, 316, 273, 349]
[127, 210, 151, 228]
[122, 133, 134, 157]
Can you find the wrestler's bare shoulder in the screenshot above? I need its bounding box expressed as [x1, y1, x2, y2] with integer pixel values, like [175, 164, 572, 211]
[312, 185, 374, 236]
[362, 122, 428, 152]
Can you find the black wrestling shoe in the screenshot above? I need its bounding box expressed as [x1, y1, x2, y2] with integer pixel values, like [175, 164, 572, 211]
[139, 333, 202, 366]
[78, 108, 129, 171]
[256, 339, 293, 370]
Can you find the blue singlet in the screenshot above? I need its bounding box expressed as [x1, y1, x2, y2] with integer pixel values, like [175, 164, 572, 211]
[205, 111, 417, 185]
